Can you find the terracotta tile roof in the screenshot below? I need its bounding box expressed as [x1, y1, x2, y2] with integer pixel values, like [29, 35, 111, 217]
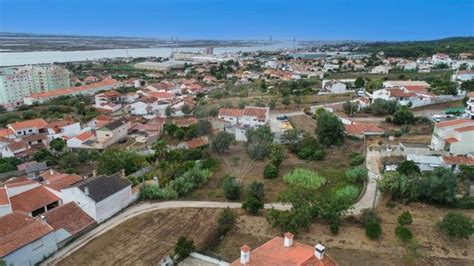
[230, 237, 337, 266]
[442, 156, 474, 166]
[436, 119, 473, 128]
[0, 188, 9, 206]
[98, 90, 122, 97]
[388, 88, 416, 98]
[219, 108, 244, 117]
[44, 173, 83, 191]
[43, 202, 96, 236]
[5, 179, 38, 188]
[454, 125, 474, 133]
[47, 119, 74, 130]
[244, 107, 268, 120]
[10, 186, 60, 213]
[0, 211, 54, 257]
[405, 86, 428, 93]
[148, 92, 175, 99]
[182, 136, 209, 149]
[75, 131, 94, 142]
[0, 128, 14, 138]
[345, 122, 384, 136]
[445, 137, 459, 144]
[7, 141, 28, 152]
[8, 118, 48, 131]
[28, 79, 120, 99]
[173, 117, 198, 127]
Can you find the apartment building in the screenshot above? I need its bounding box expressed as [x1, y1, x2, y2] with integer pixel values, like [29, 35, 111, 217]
[430, 119, 474, 155]
[0, 65, 70, 109]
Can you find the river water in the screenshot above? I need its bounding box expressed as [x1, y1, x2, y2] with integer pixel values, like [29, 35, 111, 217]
[0, 42, 300, 66]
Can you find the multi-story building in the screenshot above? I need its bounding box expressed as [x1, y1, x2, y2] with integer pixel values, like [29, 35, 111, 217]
[430, 119, 474, 155]
[0, 65, 70, 109]
[466, 92, 474, 120]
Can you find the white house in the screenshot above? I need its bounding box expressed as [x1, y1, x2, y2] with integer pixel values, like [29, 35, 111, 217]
[430, 119, 474, 155]
[432, 53, 452, 65]
[466, 92, 474, 119]
[217, 106, 270, 142]
[47, 119, 82, 140]
[7, 118, 49, 138]
[452, 70, 474, 82]
[61, 173, 133, 223]
[406, 154, 444, 172]
[399, 60, 417, 71]
[370, 65, 391, 74]
[322, 80, 347, 94]
[66, 130, 95, 149]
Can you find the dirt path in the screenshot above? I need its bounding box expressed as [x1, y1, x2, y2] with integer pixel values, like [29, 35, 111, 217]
[42, 201, 291, 265]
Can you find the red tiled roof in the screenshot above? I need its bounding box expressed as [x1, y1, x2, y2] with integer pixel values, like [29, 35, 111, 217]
[442, 156, 474, 166]
[183, 136, 209, 149]
[219, 108, 244, 117]
[75, 131, 94, 142]
[8, 118, 48, 131]
[445, 137, 459, 144]
[230, 237, 337, 266]
[455, 125, 474, 133]
[5, 179, 38, 188]
[345, 122, 384, 136]
[388, 88, 416, 98]
[98, 90, 122, 97]
[0, 211, 54, 257]
[0, 188, 9, 206]
[436, 119, 473, 128]
[28, 79, 120, 99]
[10, 186, 60, 213]
[43, 202, 96, 236]
[244, 107, 268, 120]
[173, 117, 198, 127]
[405, 86, 428, 93]
[48, 119, 74, 130]
[0, 128, 14, 138]
[44, 173, 83, 191]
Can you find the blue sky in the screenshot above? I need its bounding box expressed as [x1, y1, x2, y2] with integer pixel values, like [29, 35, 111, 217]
[0, 0, 473, 40]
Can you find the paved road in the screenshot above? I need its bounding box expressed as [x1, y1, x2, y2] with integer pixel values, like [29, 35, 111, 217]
[42, 201, 291, 265]
[348, 149, 382, 215]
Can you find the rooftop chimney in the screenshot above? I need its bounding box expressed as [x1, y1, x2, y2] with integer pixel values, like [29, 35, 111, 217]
[84, 186, 89, 195]
[283, 232, 294, 247]
[49, 169, 54, 175]
[92, 170, 97, 178]
[240, 245, 250, 265]
[121, 169, 126, 179]
[314, 243, 325, 261]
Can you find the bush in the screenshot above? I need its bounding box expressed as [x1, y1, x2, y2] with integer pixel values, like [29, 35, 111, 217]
[335, 185, 359, 205]
[330, 220, 341, 235]
[247, 181, 265, 200]
[366, 222, 382, 240]
[223, 176, 241, 200]
[350, 154, 365, 166]
[393, 107, 415, 125]
[360, 208, 381, 226]
[395, 225, 413, 242]
[438, 212, 474, 239]
[283, 168, 326, 189]
[345, 166, 368, 183]
[385, 116, 392, 123]
[217, 208, 236, 236]
[270, 145, 284, 167]
[174, 236, 195, 261]
[371, 99, 399, 116]
[242, 197, 264, 215]
[316, 111, 346, 147]
[264, 164, 278, 179]
[397, 211, 413, 226]
[397, 160, 420, 176]
[246, 126, 274, 160]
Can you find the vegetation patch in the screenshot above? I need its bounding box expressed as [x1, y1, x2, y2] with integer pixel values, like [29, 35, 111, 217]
[283, 168, 326, 190]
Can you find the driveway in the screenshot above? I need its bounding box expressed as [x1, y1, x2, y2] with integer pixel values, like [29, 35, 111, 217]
[348, 149, 382, 215]
[42, 201, 291, 265]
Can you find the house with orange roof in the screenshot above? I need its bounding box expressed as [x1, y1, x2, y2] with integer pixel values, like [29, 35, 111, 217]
[9, 185, 61, 217]
[47, 119, 81, 140]
[345, 122, 384, 139]
[230, 232, 337, 266]
[94, 90, 124, 112]
[0, 187, 12, 216]
[7, 118, 48, 137]
[66, 130, 96, 149]
[41, 169, 83, 192]
[85, 114, 112, 129]
[431, 119, 474, 155]
[177, 136, 209, 150]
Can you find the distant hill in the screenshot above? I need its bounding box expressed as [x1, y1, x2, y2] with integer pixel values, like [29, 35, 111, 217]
[358, 37, 474, 58]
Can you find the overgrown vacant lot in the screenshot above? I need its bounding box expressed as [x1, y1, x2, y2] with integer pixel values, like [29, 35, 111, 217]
[58, 208, 220, 266]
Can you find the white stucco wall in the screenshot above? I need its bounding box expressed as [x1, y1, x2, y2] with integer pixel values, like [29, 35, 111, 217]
[3, 231, 60, 266]
[61, 187, 98, 221]
[95, 186, 132, 223]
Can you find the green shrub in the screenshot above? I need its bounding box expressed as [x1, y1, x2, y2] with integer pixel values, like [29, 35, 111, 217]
[366, 222, 382, 240]
[174, 236, 195, 261]
[360, 208, 381, 226]
[438, 212, 474, 239]
[345, 166, 368, 183]
[247, 181, 265, 201]
[217, 208, 236, 236]
[350, 154, 365, 166]
[270, 145, 284, 167]
[335, 185, 359, 204]
[397, 211, 413, 226]
[223, 176, 241, 200]
[395, 225, 413, 242]
[283, 168, 326, 189]
[242, 197, 264, 215]
[264, 164, 278, 179]
[330, 220, 341, 235]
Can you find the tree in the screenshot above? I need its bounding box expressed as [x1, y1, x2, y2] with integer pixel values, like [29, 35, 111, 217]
[175, 128, 185, 140]
[217, 208, 236, 236]
[281, 96, 290, 106]
[345, 166, 368, 183]
[418, 168, 458, 206]
[165, 123, 179, 136]
[223, 176, 241, 200]
[98, 148, 145, 176]
[355, 77, 365, 88]
[268, 98, 277, 109]
[247, 181, 265, 200]
[246, 126, 274, 160]
[392, 107, 415, 125]
[0, 157, 22, 173]
[242, 197, 264, 215]
[461, 80, 474, 92]
[59, 152, 80, 173]
[181, 104, 192, 116]
[165, 105, 175, 117]
[153, 140, 168, 161]
[196, 120, 211, 136]
[398, 211, 413, 226]
[342, 101, 359, 116]
[378, 172, 419, 202]
[371, 99, 399, 116]
[49, 138, 66, 152]
[316, 111, 345, 146]
[366, 222, 382, 240]
[438, 213, 474, 239]
[264, 164, 278, 179]
[212, 132, 233, 153]
[270, 145, 283, 167]
[174, 236, 195, 261]
[397, 160, 420, 176]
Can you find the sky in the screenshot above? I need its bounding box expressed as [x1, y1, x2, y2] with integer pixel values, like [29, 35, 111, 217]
[0, 0, 473, 41]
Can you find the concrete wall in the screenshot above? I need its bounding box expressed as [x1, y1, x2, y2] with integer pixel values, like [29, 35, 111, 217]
[3, 231, 59, 266]
[95, 185, 132, 223]
[61, 187, 98, 221]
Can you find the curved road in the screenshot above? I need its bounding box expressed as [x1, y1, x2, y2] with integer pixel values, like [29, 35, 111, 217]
[42, 201, 291, 265]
